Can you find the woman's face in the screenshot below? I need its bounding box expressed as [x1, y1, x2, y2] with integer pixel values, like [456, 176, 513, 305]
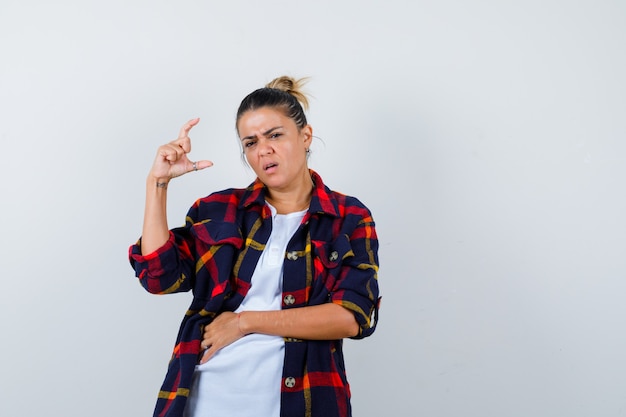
[238, 107, 312, 191]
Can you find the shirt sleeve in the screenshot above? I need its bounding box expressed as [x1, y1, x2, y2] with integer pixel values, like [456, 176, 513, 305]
[128, 227, 197, 295]
[327, 203, 381, 339]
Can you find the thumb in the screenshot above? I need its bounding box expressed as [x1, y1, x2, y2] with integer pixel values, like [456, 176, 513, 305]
[189, 160, 214, 173]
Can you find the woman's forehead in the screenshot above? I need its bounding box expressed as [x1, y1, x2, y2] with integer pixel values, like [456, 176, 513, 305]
[237, 107, 293, 135]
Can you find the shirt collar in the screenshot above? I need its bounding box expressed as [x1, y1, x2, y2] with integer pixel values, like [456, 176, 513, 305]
[239, 170, 340, 218]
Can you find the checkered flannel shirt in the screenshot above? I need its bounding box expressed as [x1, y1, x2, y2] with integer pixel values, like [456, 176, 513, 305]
[129, 170, 380, 417]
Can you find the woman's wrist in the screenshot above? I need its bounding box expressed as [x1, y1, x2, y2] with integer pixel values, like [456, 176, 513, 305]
[147, 174, 170, 188]
[237, 312, 248, 336]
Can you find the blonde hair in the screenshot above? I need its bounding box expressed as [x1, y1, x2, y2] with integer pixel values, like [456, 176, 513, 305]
[265, 76, 310, 110]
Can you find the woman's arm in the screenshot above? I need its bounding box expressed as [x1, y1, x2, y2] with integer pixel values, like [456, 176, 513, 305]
[140, 118, 213, 254]
[241, 303, 359, 339]
[199, 304, 358, 363]
[140, 176, 170, 254]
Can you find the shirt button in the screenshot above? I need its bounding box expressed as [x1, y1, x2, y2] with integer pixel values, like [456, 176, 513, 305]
[284, 377, 296, 388]
[329, 251, 339, 262]
[284, 294, 296, 305]
[287, 251, 298, 261]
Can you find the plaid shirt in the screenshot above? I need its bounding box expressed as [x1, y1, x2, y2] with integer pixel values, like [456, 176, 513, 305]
[129, 170, 380, 417]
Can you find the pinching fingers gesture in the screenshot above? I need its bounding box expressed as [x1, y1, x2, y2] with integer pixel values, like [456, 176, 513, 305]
[149, 118, 213, 182]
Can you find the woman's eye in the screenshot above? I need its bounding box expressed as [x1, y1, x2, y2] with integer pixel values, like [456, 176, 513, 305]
[270, 133, 282, 139]
[244, 141, 256, 148]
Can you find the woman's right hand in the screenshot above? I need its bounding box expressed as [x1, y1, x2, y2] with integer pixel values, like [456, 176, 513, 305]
[149, 118, 213, 182]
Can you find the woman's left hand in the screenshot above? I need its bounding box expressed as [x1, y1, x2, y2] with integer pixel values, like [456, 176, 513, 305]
[199, 312, 244, 364]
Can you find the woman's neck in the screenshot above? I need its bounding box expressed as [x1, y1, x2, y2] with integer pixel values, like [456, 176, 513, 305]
[265, 175, 314, 214]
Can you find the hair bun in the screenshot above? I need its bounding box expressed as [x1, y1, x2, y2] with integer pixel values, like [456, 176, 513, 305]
[265, 76, 310, 110]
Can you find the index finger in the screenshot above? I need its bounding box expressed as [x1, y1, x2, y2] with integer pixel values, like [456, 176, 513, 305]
[178, 117, 200, 139]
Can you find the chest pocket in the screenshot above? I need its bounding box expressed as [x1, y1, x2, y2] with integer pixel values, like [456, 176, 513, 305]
[312, 233, 355, 275]
[191, 220, 243, 248]
[190, 220, 244, 305]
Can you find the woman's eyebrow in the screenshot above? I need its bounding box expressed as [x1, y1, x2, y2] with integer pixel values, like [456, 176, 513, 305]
[262, 126, 283, 136]
[241, 126, 283, 142]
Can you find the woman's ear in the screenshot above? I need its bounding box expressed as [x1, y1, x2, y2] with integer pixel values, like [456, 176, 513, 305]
[302, 124, 313, 147]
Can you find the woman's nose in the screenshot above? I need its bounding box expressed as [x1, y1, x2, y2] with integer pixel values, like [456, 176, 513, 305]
[257, 138, 273, 155]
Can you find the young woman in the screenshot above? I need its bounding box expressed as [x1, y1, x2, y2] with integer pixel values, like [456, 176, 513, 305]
[129, 76, 380, 417]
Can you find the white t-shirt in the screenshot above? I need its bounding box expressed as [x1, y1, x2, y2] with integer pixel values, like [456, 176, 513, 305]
[183, 203, 307, 417]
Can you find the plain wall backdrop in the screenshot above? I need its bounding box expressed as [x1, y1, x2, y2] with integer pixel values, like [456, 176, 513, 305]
[1, 0, 625, 416]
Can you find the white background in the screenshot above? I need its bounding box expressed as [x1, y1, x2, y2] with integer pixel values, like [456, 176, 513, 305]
[1, 1, 625, 416]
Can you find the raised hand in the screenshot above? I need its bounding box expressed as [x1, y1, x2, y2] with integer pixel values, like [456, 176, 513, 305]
[149, 118, 213, 182]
